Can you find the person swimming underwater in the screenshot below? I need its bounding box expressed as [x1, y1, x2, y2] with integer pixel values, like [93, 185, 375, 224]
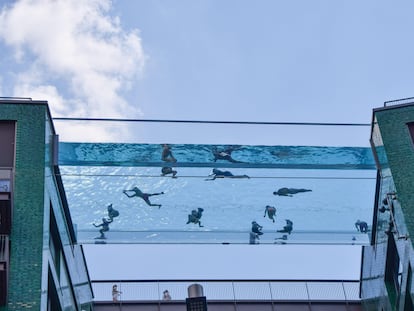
[277, 219, 293, 234]
[251, 221, 263, 236]
[263, 205, 276, 222]
[273, 187, 312, 197]
[186, 208, 204, 227]
[205, 168, 250, 181]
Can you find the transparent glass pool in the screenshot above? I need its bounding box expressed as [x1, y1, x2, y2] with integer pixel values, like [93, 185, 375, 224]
[59, 143, 376, 244]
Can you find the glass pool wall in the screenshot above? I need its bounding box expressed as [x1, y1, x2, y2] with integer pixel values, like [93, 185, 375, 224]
[59, 143, 377, 245]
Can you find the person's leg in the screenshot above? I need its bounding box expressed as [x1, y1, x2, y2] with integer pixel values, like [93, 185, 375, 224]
[123, 190, 135, 198]
[149, 192, 164, 196]
[142, 196, 162, 208]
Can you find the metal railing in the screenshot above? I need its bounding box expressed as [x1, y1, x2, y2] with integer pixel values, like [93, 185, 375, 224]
[91, 279, 361, 303]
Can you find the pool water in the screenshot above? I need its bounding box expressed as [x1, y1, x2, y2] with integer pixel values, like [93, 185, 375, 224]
[59, 143, 376, 244]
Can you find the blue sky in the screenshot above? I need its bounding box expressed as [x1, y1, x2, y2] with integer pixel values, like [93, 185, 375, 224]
[1, 0, 414, 146]
[0, 0, 395, 284]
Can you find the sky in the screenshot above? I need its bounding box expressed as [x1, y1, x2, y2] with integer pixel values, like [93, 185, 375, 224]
[0, 0, 408, 286]
[1, 0, 414, 146]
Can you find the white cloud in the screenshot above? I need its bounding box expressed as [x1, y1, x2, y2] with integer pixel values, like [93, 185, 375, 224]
[0, 0, 146, 141]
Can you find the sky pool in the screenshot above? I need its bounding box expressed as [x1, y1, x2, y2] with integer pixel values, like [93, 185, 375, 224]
[58, 143, 377, 244]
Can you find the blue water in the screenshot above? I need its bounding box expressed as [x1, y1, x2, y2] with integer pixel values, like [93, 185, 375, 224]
[59, 143, 375, 168]
[59, 143, 376, 244]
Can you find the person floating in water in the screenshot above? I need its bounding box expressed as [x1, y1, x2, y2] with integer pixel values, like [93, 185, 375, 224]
[355, 220, 368, 233]
[205, 168, 250, 181]
[263, 205, 277, 222]
[161, 144, 177, 162]
[251, 221, 263, 236]
[107, 204, 120, 221]
[161, 167, 177, 178]
[277, 219, 293, 234]
[93, 217, 113, 239]
[186, 208, 204, 227]
[212, 146, 243, 163]
[123, 187, 164, 208]
[273, 187, 312, 197]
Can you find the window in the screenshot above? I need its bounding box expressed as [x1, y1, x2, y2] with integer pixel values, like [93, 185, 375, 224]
[385, 234, 402, 308]
[404, 264, 414, 311]
[408, 122, 414, 146]
[47, 269, 62, 311]
[0, 121, 15, 167]
[49, 205, 62, 279]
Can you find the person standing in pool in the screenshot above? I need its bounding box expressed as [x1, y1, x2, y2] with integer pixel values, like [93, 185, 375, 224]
[161, 144, 177, 162]
[93, 217, 113, 239]
[161, 144, 178, 177]
[355, 220, 368, 233]
[186, 208, 204, 227]
[251, 221, 263, 236]
[161, 166, 177, 178]
[123, 186, 164, 208]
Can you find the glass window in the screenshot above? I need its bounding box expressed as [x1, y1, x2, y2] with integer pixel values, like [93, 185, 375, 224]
[385, 234, 402, 308]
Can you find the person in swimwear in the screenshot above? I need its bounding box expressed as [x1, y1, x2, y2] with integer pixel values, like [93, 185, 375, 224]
[263, 205, 276, 222]
[277, 219, 293, 234]
[251, 221, 263, 236]
[107, 204, 120, 221]
[186, 208, 204, 227]
[123, 186, 164, 208]
[161, 166, 177, 178]
[205, 168, 250, 181]
[162, 144, 177, 162]
[93, 217, 113, 239]
[355, 219, 368, 233]
[212, 146, 243, 163]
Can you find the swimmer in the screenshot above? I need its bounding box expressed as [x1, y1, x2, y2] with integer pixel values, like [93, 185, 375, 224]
[263, 205, 276, 222]
[93, 217, 113, 239]
[107, 204, 119, 221]
[355, 220, 368, 233]
[277, 219, 293, 234]
[212, 146, 243, 163]
[161, 167, 177, 178]
[205, 168, 250, 181]
[123, 186, 164, 208]
[251, 221, 263, 236]
[186, 208, 204, 227]
[273, 187, 312, 197]
[161, 144, 177, 162]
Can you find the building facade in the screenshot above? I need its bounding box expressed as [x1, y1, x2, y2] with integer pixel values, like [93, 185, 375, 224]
[361, 100, 414, 310]
[0, 99, 93, 310]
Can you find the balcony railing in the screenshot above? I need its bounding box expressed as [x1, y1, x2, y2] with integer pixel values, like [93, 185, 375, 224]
[91, 279, 361, 303]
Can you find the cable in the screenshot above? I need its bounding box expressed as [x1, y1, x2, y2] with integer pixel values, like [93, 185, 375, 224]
[53, 117, 370, 127]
